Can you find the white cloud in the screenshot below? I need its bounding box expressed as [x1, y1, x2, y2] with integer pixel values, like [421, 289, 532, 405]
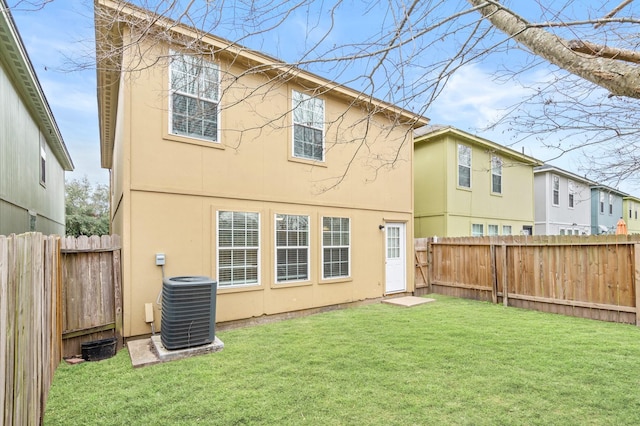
[428, 63, 534, 129]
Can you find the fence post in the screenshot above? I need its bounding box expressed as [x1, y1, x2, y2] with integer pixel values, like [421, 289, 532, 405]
[502, 243, 508, 307]
[635, 244, 640, 327]
[490, 243, 497, 304]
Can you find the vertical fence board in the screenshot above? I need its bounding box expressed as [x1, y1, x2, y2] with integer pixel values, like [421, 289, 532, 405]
[0, 236, 7, 425]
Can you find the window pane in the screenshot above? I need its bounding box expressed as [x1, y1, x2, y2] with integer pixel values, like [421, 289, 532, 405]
[217, 211, 259, 287]
[322, 217, 350, 279]
[170, 52, 219, 142]
[293, 90, 324, 161]
[276, 214, 310, 282]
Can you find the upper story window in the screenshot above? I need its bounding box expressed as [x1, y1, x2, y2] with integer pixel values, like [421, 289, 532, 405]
[169, 51, 219, 142]
[568, 180, 575, 208]
[292, 91, 324, 161]
[458, 144, 471, 188]
[39, 136, 46, 186]
[629, 202, 633, 219]
[600, 191, 605, 214]
[609, 194, 614, 215]
[491, 155, 502, 194]
[552, 175, 559, 206]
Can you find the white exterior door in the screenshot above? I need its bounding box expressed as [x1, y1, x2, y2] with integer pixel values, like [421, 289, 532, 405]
[385, 222, 406, 293]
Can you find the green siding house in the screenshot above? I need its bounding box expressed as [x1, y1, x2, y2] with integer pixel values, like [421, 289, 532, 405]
[623, 196, 640, 235]
[0, 0, 73, 235]
[414, 126, 541, 238]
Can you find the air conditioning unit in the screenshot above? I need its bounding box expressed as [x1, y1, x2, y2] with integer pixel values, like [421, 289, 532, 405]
[161, 276, 217, 350]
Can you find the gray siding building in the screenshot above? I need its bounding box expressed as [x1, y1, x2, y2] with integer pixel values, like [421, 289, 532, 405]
[0, 0, 73, 235]
[534, 165, 592, 236]
[591, 185, 626, 235]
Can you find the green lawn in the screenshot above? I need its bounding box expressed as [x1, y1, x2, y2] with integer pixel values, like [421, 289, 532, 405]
[44, 295, 640, 425]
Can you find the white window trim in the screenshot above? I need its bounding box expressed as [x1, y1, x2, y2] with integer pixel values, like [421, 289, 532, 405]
[216, 211, 260, 288]
[552, 175, 560, 206]
[568, 180, 575, 209]
[39, 136, 46, 187]
[275, 214, 311, 283]
[471, 223, 484, 237]
[491, 156, 502, 194]
[292, 90, 325, 162]
[458, 144, 472, 188]
[321, 217, 351, 280]
[502, 225, 512, 236]
[168, 50, 221, 143]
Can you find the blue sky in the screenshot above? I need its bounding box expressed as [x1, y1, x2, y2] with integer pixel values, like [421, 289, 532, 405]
[8, 1, 639, 195]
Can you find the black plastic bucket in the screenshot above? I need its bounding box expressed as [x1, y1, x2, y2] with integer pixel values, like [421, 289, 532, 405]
[81, 337, 117, 361]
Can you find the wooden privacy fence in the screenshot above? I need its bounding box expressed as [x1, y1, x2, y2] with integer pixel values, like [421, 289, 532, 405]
[60, 235, 122, 357]
[0, 233, 61, 426]
[415, 235, 640, 325]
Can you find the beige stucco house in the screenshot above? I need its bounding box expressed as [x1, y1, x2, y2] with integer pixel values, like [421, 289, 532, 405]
[95, 0, 429, 337]
[414, 126, 541, 238]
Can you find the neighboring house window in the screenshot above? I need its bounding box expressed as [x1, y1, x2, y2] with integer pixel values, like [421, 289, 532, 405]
[217, 211, 259, 287]
[170, 51, 219, 141]
[609, 194, 613, 215]
[275, 214, 309, 282]
[552, 175, 559, 206]
[600, 192, 605, 214]
[491, 156, 502, 194]
[568, 180, 575, 208]
[458, 144, 471, 188]
[292, 90, 324, 161]
[560, 229, 566, 236]
[39, 137, 46, 186]
[322, 217, 350, 279]
[471, 224, 483, 237]
[488, 225, 499, 236]
[629, 202, 633, 219]
[502, 225, 512, 235]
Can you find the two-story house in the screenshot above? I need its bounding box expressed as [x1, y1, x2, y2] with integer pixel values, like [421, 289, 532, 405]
[591, 184, 626, 234]
[0, 0, 73, 235]
[623, 195, 640, 234]
[414, 126, 541, 238]
[533, 165, 593, 235]
[95, 0, 429, 338]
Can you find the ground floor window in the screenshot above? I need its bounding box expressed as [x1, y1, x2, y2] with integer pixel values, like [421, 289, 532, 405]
[488, 224, 499, 236]
[472, 224, 484, 237]
[217, 211, 260, 287]
[502, 225, 512, 235]
[275, 214, 309, 282]
[322, 217, 350, 279]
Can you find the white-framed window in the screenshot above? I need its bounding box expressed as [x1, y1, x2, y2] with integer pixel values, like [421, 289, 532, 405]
[471, 223, 483, 237]
[629, 202, 633, 219]
[488, 224, 499, 236]
[599, 191, 605, 213]
[169, 51, 220, 142]
[568, 180, 575, 208]
[275, 214, 309, 282]
[322, 217, 350, 279]
[552, 175, 559, 206]
[491, 156, 502, 194]
[609, 194, 613, 215]
[39, 137, 46, 186]
[502, 225, 512, 235]
[217, 211, 259, 287]
[458, 144, 471, 188]
[292, 90, 324, 161]
[560, 228, 566, 236]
